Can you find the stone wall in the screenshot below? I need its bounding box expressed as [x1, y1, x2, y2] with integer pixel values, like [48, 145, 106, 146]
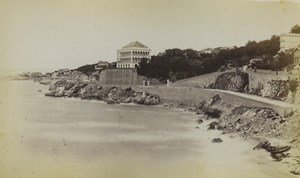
[131, 86, 221, 104]
[99, 68, 162, 86]
[99, 69, 139, 85]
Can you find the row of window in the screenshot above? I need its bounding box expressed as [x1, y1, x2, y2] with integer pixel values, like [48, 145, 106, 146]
[117, 64, 132, 68]
[132, 51, 150, 55]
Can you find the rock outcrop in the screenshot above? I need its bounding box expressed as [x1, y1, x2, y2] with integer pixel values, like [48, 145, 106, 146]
[213, 72, 249, 92]
[260, 80, 299, 102]
[217, 106, 285, 137]
[260, 80, 289, 101]
[45, 80, 160, 105]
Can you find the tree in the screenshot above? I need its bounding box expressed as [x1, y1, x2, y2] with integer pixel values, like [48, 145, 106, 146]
[290, 24, 300, 34]
[76, 63, 97, 76]
[271, 51, 293, 73]
[137, 35, 281, 82]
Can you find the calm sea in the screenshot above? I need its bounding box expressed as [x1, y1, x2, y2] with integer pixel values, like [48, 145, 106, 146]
[0, 81, 292, 178]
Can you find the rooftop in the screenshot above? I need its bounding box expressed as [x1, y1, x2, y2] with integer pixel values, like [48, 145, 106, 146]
[122, 41, 149, 49]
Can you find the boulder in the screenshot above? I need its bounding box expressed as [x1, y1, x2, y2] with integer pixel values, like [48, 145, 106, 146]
[94, 86, 115, 100]
[65, 83, 87, 97]
[45, 91, 55, 97]
[144, 94, 160, 105]
[214, 72, 249, 92]
[211, 138, 223, 143]
[81, 85, 99, 99]
[54, 86, 65, 97]
[208, 121, 219, 130]
[132, 92, 145, 104]
[109, 87, 135, 103]
[45, 86, 65, 97]
[197, 119, 203, 124]
[106, 100, 115, 104]
[204, 94, 221, 108]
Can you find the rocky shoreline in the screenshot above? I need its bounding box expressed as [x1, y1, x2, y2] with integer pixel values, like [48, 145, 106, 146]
[44, 80, 160, 105]
[41, 78, 299, 176]
[163, 94, 300, 176]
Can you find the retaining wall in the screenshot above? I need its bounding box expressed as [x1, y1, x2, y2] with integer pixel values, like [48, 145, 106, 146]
[129, 86, 294, 116]
[99, 69, 139, 85]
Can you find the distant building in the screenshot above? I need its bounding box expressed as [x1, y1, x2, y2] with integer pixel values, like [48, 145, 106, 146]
[95, 61, 109, 71]
[117, 41, 151, 68]
[293, 45, 300, 64]
[280, 33, 300, 52]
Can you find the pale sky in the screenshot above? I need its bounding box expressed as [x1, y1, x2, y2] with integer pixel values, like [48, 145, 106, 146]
[0, 0, 300, 75]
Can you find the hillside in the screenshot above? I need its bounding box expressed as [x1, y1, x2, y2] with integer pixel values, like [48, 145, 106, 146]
[173, 68, 288, 89]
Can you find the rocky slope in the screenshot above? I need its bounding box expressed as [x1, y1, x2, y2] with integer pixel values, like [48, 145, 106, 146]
[45, 80, 160, 105]
[188, 94, 299, 175]
[210, 71, 299, 103]
[164, 94, 289, 139]
[217, 106, 286, 137]
[260, 80, 299, 103]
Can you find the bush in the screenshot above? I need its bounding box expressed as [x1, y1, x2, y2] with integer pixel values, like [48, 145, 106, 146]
[289, 80, 298, 92]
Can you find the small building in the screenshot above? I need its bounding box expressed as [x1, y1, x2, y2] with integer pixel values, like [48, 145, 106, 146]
[280, 33, 300, 52]
[292, 64, 300, 79]
[117, 41, 151, 68]
[95, 61, 109, 71]
[293, 45, 300, 64]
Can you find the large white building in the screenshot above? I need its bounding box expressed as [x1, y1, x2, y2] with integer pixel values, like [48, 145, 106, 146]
[280, 33, 300, 52]
[117, 41, 151, 68]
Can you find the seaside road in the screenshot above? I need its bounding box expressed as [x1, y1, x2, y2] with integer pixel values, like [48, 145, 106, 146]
[205, 89, 298, 111]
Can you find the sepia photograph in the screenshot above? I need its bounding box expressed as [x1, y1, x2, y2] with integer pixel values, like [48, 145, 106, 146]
[0, 0, 300, 177]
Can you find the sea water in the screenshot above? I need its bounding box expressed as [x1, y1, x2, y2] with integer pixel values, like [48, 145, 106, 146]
[0, 81, 292, 178]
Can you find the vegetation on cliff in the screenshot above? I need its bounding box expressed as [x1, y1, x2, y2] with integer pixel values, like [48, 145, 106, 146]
[137, 35, 283, 82]
[138, 25, 300, 82]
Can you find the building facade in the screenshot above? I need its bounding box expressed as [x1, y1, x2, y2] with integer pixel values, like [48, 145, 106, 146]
[293, 46, 300, 64]
[280, 33, 300, 52]
[117, 41, 151, 68]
